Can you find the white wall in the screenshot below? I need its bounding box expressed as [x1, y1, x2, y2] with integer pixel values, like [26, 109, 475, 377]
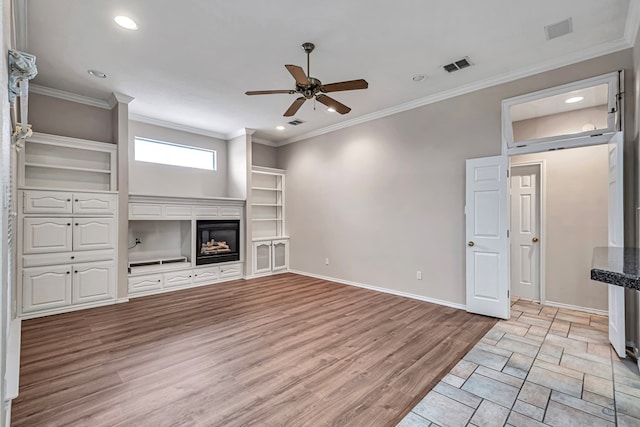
[278, 49, 634, 307]
[129, 121, 228, 198]
[512, 145, 609, 311]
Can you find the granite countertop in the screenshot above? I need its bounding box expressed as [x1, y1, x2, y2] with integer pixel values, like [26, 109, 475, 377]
[591, 247, 640, 290]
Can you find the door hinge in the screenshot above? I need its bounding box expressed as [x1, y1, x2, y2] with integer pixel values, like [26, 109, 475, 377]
[508, 290, 510, 298]
[507, 230, 509, 238]
[507, 169, 509, 178]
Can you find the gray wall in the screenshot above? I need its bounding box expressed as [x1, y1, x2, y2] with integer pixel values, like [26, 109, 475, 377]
[512, 145, 608, 311]
[278, 49, 634, 307]
[252, 142, 277, 168]
[513, 106, 608, 142]
[29, 93, 113, 143]
[129, 121, 228, 198]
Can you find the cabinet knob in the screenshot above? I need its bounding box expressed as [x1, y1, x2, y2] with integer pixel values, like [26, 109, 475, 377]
[75, 223, 79, 226]
[67, 223, 71, 226]
[66, 271, 70, 274]
[70, 256, 75, 260]
[66, 199, 71, 202]
[75, 199, 79, 202]
[157, 280, 161, 282]
[74, 270, 78, 274]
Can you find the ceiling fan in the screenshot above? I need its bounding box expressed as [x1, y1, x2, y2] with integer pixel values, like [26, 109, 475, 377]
[245, 42, 368, 117]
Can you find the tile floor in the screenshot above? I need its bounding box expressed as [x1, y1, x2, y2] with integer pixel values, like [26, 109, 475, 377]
[397, 298, 640, 427]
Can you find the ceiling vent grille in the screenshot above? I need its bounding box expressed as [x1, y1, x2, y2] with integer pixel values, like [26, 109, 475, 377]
[545, 17, 573, 40]
[287, 118, 305, 126]
[443, 57, 472, 73]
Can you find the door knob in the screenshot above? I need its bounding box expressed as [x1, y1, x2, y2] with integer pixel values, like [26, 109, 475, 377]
[532, 237, 539, 243]
[468, 241, 475, 247]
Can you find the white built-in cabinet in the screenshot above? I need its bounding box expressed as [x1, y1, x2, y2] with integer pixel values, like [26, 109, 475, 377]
[17, 133, 119, 319]
[250, 167, 289, 275]
[127, 196, 245, 298]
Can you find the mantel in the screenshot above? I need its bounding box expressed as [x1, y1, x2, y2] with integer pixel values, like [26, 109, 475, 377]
[129, 194, 245, 207]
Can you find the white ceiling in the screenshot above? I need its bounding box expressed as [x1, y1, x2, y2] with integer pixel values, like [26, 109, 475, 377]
[21, 0, 636, 144]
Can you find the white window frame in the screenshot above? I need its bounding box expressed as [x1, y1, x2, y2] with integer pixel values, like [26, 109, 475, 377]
[502, 72, 620, 155]
[134, 137, 217, 171]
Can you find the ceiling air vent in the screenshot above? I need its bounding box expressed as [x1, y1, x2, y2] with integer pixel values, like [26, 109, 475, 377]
[287, 118, 305, 126]
[545, 17, 573, 40]
[443, 57, 472, 73]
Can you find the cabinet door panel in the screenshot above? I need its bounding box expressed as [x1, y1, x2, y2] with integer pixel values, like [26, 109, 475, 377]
[23, 265, 72, 312]
[253, 242, 272, 274]
[164, 270, 194, 288]
[193, 267, 219, 284]
[220, 263, 242, 279]
[128, 274, 163, 294]
[23, 218, 72, 254]
[73, 218, 115, 251]
[272, 239, 289, 271]
[72, 261, 115, 304]
[73, 193, 117, 215]
[23, 191, 73, 214]
[129, 203, 163, 219]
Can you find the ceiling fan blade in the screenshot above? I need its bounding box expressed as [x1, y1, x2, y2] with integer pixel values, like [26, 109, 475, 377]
[285, 64, 310, 86]
[321, 79, 369, 93]
[284, 97, 306, 117]
[316, 94, 351, 114]
[245, 90, 295, 95]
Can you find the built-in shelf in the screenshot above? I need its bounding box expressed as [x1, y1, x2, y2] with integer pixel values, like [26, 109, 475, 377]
[128, 256, 190, 274]
[251, 186, 283, 192]
[252, 203, 282, 207]
[253, 236, 290, 242]
[25, 163, 112, 174]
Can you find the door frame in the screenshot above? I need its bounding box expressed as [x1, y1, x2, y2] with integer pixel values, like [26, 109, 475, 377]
[509, 160, 546, 304]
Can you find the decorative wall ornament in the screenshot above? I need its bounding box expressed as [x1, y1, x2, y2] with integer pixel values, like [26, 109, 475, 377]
[8, 49, 38, 149]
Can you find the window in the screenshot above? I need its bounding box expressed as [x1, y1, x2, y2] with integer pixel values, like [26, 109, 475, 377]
[134, 137, 216, 171]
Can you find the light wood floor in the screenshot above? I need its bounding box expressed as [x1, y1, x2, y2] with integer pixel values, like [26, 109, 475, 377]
[12, 273, 496, 427]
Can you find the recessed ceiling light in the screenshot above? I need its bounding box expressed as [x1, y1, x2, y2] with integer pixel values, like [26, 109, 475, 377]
[565, 96, 584, 104]
[276, 125, 285, 131]
[327, 107, 336, 113]
[412, 75, 426, 82]
[87, 69, 107, 79]
[114, 15, 138, 30]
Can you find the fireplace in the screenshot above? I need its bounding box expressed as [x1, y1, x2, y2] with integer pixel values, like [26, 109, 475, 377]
[196, 220, 240, 265]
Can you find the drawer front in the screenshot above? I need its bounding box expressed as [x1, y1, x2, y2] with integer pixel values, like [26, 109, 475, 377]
[219, 207, 241, 218]
[194, 207, 219, 218]
[220, 263, 243, 279]
[128, 274, 163, 294]
[164, 205, 192, 218]
[73, 218, 116, 251]
[23, 191, 73, 214]
[22, 265, 72, 313]
[23, 218, 73, 254]
[73, 193, 117, 215]
[129, 203, 163, 219]
[23, 249, 115, 268]
[193, 266, 219, 284]
[163, 270, 194, 288]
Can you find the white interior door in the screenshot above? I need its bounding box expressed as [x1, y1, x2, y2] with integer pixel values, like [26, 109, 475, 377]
[510, 164, 541, 301]
[607, 132, 625, 358]
[465, 156, 510, 319]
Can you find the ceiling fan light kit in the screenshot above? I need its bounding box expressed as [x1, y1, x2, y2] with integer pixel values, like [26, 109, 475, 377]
[245, 42, 368, 117]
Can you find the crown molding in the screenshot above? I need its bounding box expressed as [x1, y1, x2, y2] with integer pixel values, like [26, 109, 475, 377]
[13, 0, 28, 50]
[281, 38, 632, 146]
[29, 84, 111, 109]
[624, 0, 640, 46]
[129, 114, 228, 140]
[227, 128, 257, 139]
[108, 92, 135, 107]
[252, 137, 278, 147]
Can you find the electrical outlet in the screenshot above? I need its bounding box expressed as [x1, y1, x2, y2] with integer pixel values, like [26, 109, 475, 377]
[135, 237, 142, 244]
[325, 258, 329, 265]
[416, 271, 422, 280]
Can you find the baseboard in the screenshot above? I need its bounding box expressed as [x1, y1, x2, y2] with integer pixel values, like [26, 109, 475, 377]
[244, 270, 289, 280]
[116, 297, 130, 304]
[543, 300, 608, 316]
[289, 270, 466, 311]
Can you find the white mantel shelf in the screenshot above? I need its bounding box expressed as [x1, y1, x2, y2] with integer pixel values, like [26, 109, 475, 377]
[129, 194, 245, 206]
